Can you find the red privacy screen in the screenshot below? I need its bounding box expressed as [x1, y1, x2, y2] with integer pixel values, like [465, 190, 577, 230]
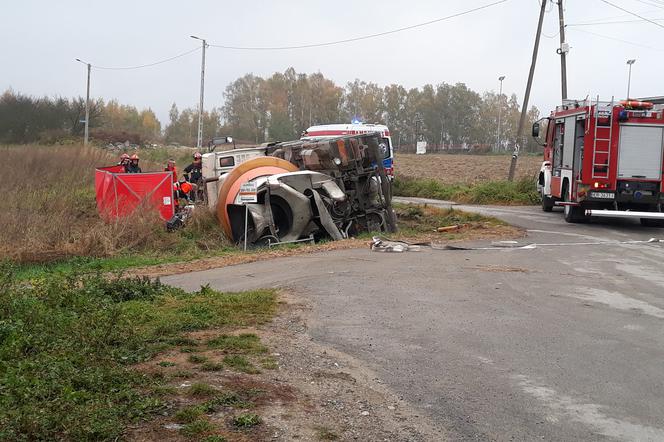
[95, 166, 175, 221]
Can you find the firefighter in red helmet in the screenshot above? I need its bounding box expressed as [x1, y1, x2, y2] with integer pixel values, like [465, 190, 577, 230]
[118, 153, 130, 172]
[126, 154, 142, 173]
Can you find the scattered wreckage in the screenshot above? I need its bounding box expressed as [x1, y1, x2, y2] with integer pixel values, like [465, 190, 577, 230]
[202, 133, 397, 246]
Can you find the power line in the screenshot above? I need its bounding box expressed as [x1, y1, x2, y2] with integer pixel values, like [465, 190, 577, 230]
[598, 0, 664, 29]
[568, 17, 664, 26]
[634, 0, 664, 10]
[569, 27, 664, 51]
[90, 47, 201, 70]
[209, 0, 508, 50]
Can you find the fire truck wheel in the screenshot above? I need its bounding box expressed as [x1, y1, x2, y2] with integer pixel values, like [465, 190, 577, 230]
[541, 190, 554, 212]
[563, 188, 587, 223]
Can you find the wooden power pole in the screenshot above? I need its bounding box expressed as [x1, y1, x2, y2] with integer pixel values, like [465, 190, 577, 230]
[558, 0, 568, 101]
[508, 0, 547, 181]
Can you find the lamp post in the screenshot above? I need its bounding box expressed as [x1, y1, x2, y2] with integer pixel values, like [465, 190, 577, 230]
[75, 58, 91, 146]
[626, 59, 636, 99]
[496, 75, 505, 152]
[191, 35, 207, 150]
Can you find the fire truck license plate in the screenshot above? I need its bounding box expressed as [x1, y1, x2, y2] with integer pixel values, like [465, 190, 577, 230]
[590, 191, 615, 199]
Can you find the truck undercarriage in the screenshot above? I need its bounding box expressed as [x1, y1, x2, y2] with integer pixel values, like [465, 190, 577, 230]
[204, 134, 397, 246]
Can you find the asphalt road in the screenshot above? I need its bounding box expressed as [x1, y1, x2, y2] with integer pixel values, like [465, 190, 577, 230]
[164, 201, 664, 441]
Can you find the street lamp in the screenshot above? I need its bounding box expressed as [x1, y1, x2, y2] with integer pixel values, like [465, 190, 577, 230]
[191, 35, 208, 150]
[496, 75, 505, 152]
[75, 58, 91, 146]
[626, 59, 636, 99]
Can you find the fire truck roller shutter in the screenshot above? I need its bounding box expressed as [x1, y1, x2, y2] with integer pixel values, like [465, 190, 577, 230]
[618, 125, 664, 180]
[216, 157, 299, 240]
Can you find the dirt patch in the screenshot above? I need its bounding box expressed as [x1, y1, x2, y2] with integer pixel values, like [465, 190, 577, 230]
[248, 291, 447, 440]
[125, 291, 446, 441]
[395, 153, 541, 184]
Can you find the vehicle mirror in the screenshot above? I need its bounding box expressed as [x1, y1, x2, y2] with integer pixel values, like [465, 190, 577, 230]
[532, 122, 540, 138]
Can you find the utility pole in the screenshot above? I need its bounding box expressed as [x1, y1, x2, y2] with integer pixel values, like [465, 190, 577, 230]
[496, 76, 505, 152]
[191, 35, 207, 150]
[508, 0, 547, 181]
[75, 58, 91, 146]
[626, 59, 636, 99]
[557, 0, 568, 101]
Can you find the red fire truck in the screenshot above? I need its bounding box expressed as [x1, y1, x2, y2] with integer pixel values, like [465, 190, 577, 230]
[533, 98, 664, 226]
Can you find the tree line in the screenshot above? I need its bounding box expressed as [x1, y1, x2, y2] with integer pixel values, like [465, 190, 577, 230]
[1, 68, 541, 151]
[0, 90, 161, 145]
[221, 68, 541, 151]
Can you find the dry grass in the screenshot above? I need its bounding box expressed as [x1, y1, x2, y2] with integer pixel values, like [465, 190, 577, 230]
[395, 153, 541, 184]
[0, 144, 229, 264]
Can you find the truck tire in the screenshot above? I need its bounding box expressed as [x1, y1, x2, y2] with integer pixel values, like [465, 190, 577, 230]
[541, 189, 554, 212]
[563, 187, 587, 223]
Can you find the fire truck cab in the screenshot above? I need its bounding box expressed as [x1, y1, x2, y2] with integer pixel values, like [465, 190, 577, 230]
[533, 98, 664, 225]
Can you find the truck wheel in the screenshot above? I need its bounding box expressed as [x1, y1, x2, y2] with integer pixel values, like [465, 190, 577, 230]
[640, 218, 664, 227]
[563, 188, 587, 223]
[541, 190, 554, 212]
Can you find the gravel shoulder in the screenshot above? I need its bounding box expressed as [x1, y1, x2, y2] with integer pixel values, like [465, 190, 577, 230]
[128, 290, 446, 441]
[256, 290, 446, 441]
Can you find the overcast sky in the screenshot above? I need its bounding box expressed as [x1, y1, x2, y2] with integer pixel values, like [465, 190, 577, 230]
[3, 0, 664, 125]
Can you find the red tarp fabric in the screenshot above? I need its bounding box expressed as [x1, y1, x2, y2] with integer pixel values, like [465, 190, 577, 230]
[95, 167, 175, 221]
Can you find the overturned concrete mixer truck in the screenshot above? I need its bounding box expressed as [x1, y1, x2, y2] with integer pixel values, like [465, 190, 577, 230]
[201, 133, 397, 246]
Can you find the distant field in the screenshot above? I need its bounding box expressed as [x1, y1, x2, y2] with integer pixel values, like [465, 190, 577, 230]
[395, 153, 542, 184]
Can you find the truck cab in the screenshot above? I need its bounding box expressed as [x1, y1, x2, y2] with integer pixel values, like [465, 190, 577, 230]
[202, 145, 272, 209]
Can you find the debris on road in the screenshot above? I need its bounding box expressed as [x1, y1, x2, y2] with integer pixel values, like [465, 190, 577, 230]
[371, 237, 421, 253]
[437, 224, 462, 232]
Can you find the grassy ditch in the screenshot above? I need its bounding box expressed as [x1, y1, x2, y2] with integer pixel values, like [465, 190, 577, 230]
[0, 264, 276, 441]
[393, 176, 540, 205]
[391, 202, 516, 242]
[0, 144, 232, 265]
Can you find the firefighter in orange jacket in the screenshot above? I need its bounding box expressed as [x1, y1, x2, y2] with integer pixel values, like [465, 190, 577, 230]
[164, 158, 178, 180]
[174, 178, 194, 204]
